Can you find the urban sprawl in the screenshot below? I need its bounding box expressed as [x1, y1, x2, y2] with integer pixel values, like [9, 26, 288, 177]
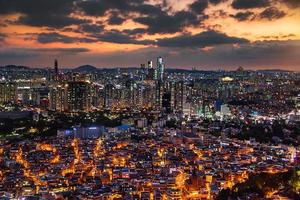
[0, 58, 299, 199]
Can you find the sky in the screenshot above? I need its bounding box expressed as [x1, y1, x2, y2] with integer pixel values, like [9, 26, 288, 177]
[0, 0, 300, 70]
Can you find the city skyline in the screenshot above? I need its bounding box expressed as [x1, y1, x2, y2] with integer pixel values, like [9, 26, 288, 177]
[0, 0, 300, 70]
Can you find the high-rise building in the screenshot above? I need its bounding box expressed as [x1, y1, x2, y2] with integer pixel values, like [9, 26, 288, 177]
[173, 81, 185, 113]
[162, 91, 172, 113]
[49, 84, 68, 112]
[148, 61, 153, 69]
[67, 81, 91, 112]
[104, 83, 115, 108]
[147, 61, 155, 80]
[54, 59, 58, 75]
[155, 81, 163, 108]
[140, 64, 147, 81]
[156, 57, 165, 82]
[0, 82, 17, 104]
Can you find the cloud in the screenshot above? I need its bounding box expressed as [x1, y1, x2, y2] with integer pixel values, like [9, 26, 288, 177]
[107, 12, 126, 25]
[0, 0, 82, 28]
[90, 30, 153, 45]
[156, 30, 249, 48]
[209, 0, 226, 4]
[42, 48, 90, 54]
[258, 7, 286, 20]
[78, 0, 206, 34]
[189, 0, 209, 13]
[16, 14, 89, 28]
[231, 11, 255, 21]
[37, 32, 96, 44]
[122, 28, 147, 35]
[77, 0, 145, 16]
[79, 23, 104, 33]
[134, 10, 203, 34]
[0, 0, 75, 15]
[36, 29, 152, 45]
[231, 7, 285, 21]
[232, 0, 270, 9]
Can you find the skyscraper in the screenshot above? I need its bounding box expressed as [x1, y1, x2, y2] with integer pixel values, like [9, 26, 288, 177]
[67, 81, 91, 112]
[148, 61, 153, 69]
[49, 84, 67, 112]
[54, 59, 58, 75]
[0, 82, 17, 104]
[147, 61, 155, 80]
[156, 57, 165, 82]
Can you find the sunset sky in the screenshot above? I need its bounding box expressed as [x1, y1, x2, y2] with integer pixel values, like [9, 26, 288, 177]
[0, 0, 300, 70]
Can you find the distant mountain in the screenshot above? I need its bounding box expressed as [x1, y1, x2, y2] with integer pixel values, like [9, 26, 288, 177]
[73, 65, 99, 73]
[256, 69, 292, 73]
[0, 65, 30, 71]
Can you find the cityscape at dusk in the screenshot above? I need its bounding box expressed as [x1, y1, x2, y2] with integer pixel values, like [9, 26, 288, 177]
[0, 0, 300, 200]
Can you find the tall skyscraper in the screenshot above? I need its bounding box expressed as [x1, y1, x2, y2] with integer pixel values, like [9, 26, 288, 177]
[0, 82, 17, 104]
[54, 59, 58, 75]
[155, 81, 163, 108]
[140, 64, 146, 81]
[67, 81, 91, 112]
[148, 61, 153, 69]
[156, 57, 165, 82]
[104, 83, 115, 108]
[49, 84, 67, 112]
[173, 81, 185, 113]
[147, 61, 155, 80]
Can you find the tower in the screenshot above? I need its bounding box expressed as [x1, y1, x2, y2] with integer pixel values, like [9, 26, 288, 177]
[54, 59, 58, 75]
[156, 57, 165, 82]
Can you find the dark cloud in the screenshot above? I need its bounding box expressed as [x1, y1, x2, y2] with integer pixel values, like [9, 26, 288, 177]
[90, 30, 153, 45]
[80, 23, 104, 33]
[76, 0, 108, 16]
[37, 32, 96, 44]
[122, 28, 147, 35]
[0, 0, 75, 15]
[43, 48, 90, 54]
[209, 0, 226, 4]
[76, 0, 144, 16]
[156, 30, 249, 48]
[107, 13, 126, 25]
[134, 11, 202, 34]
[231, 11, 255, 21]
[0, 0, 82, 28]
[78, 0, 205, 34]
[189, 0, 226, 13]
[16, 14, 89, 28]
[189, 0, 209, 13]
[37, 29, 152, 45]
[231, 7, 285, 21]
[258, 7, 286, 20]
[133, 3, 163, 15]
[232, 0, 270, 9]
